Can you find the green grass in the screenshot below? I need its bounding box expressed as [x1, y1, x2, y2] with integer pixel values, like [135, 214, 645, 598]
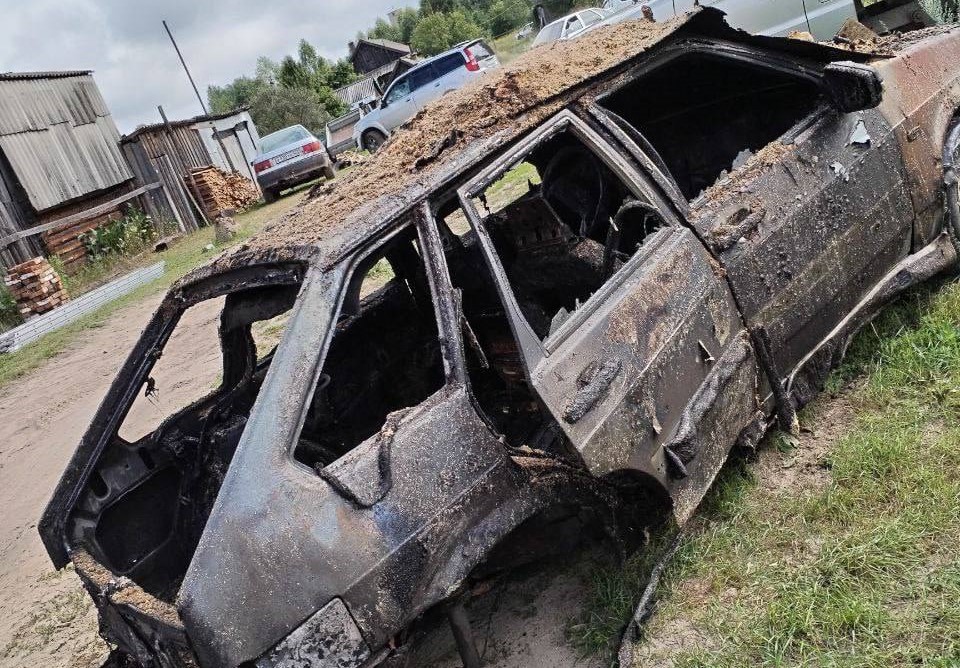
[574, 278, 960, 666]
[0, 188, 312, 390]
[491, 31, 534, 65]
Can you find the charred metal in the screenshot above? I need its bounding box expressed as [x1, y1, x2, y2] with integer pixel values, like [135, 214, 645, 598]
[39, 9, 960, 668]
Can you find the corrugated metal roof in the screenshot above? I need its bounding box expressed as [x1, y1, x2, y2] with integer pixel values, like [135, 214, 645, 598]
[333, 77, 380, 107]
[121, 107, 251, 141]
[0, 72, 132, 212]
[0, 70, 92, 81]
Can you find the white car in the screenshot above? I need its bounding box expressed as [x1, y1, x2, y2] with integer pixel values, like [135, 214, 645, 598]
[532, 8, 609, 46]
[597, 0, 933, 41]
[353, 39, 500, 152]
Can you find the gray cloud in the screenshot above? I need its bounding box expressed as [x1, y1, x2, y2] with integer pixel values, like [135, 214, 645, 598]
[0, 0, 415, 132]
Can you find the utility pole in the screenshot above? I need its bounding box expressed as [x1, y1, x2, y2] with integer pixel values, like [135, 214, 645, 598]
[162, 19, 208, 116]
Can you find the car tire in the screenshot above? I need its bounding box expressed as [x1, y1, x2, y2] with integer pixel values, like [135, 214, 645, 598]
[263, 188, 279, 204]
[362, 129, 387, 153]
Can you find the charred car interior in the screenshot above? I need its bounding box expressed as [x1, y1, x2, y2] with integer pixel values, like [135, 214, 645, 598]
[39, 9, 960, 668]
[599, 48, 824, 200]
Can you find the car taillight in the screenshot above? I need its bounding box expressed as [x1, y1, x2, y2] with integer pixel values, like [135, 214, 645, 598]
[253, 159, 272, 173]
[302, 141, 322, 154]
[464, 48, 480, 72]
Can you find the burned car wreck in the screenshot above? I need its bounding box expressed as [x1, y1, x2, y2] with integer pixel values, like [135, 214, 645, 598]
[40, 9, 960, 668]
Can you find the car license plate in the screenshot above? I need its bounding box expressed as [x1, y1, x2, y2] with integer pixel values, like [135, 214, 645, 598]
[274, 149, 301, 164]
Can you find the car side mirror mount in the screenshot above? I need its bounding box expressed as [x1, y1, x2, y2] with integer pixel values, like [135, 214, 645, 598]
[822, 61, 883, 113]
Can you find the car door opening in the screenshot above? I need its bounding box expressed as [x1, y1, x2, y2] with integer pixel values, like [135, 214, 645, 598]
[292, 226, 445, 470]
[598, 51, 823, 200]
[467, 128, 668, 341]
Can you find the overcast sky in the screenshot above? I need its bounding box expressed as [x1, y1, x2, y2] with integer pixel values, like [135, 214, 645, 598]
[0, 0, 416, 133]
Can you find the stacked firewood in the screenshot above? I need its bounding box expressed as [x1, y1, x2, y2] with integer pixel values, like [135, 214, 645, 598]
[187, 167, 259, 218]
[4, 257, 69, 318]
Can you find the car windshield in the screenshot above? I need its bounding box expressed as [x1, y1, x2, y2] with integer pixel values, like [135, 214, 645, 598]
[533, 20, 564, 45]
[582, 9, 605, 26]
[260, 125, 312, 153]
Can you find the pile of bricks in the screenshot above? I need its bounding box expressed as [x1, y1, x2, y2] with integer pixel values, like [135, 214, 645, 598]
[187, 167, 259, 218]
[4, 257, 69, 318]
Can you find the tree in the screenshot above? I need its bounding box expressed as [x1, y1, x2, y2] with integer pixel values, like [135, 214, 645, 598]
[368, 17, 404, 42]
[411, 11, 485, 56]
[249, 85, 331, 137]
[394, 8, 422, 44]
[207, 76, 268, 114]
[937, 0, 959, 20]
[420, 0, 459, 14]
[328, 59, 358, 90]
[486, 0, 531, 36]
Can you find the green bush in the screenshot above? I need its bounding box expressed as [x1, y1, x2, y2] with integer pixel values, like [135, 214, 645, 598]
[0, 282, 21, 331]
[81, 208, 158, 261]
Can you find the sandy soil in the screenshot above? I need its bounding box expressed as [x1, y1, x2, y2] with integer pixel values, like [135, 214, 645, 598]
[0, 290, 223, 668]
[407, 557, 603, 668]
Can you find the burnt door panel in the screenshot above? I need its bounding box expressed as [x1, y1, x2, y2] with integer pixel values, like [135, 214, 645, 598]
[692, 107, 913, 379]
[457, 111, 761, 522]
[530, 227, 759, 522]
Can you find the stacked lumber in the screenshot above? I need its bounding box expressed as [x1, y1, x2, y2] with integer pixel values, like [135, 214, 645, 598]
[186, 167, 259, 218]
[42, 210, 123, 271]
[4, 257, 69, 318]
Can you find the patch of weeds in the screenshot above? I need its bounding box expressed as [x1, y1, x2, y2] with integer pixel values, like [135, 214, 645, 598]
[568, 527, 681, 658]
[0, 280, 21, 331]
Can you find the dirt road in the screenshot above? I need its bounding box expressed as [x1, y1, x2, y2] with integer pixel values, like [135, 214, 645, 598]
[0, 291, 166, 667]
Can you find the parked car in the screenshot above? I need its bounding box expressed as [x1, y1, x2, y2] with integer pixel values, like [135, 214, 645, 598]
[252, 124, 335, 202]
[353, 39, 500, 152]
[516, 21, 535, 39]
[598, 0, 934, 40]
[40, 9, 960, 668]
[532, 8, 609, 45]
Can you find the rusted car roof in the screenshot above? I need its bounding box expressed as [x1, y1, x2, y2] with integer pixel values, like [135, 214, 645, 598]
[186, 8, 884, 285]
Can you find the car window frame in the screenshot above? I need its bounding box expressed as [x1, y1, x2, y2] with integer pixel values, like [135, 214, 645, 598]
[282, 213, 464, 473]
[409, 63, 440, 91]
[384, 74, 412, 105]
[433, 52, 466, 79]
[457, 110, 678, 367]
[582, 9, 605, 26]
[535, 20, 564, 44]
[106, 264, 307, 447]
[589, 39, 829, 204]
[565, 14, 585, 36]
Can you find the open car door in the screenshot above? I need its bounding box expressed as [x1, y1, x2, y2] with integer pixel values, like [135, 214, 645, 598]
[457, 111, 762, 521]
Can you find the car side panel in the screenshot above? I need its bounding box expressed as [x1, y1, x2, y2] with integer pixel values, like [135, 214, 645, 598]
[691, 106, 914, 379]
[874, 31, 960, 247]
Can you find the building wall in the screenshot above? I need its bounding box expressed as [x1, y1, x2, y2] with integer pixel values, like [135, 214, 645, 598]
[192, 111, 261, 182]
[352, 43, 408, 75]
[0, 74, 133, 214]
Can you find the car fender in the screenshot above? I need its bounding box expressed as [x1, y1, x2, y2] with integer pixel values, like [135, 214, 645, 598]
[357, 119, 391, 141]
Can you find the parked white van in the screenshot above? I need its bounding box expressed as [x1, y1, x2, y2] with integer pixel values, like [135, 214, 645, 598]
[353, 40, 500, 152]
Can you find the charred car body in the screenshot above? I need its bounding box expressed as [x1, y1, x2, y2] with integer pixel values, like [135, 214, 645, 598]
[40, 9, 960, 668]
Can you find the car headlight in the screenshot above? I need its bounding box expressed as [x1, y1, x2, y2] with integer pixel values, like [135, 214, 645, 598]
[255, 598, 370, 667]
